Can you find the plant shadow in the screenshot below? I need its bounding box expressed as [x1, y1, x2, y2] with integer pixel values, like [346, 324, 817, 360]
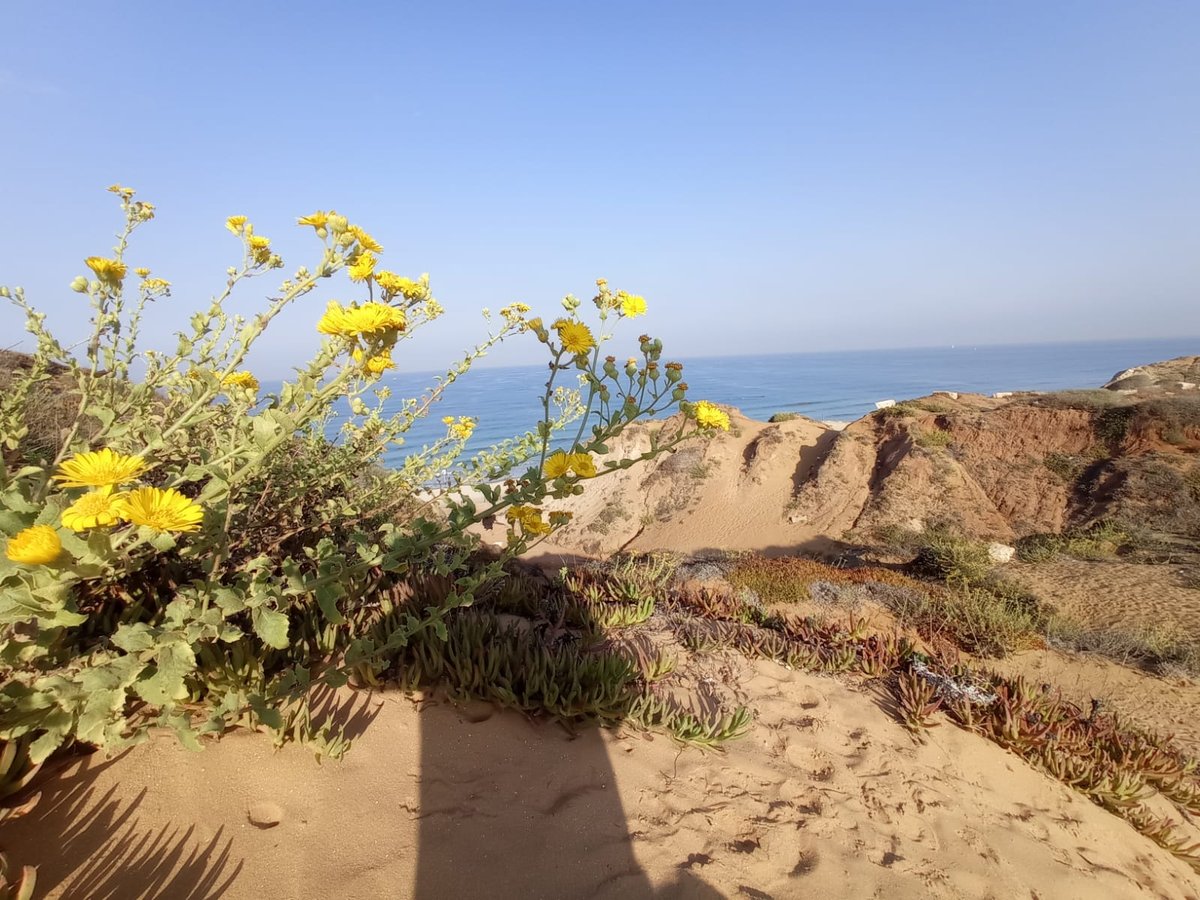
[0, 751, 243, 899]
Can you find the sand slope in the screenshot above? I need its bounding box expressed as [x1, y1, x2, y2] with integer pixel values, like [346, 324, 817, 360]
[5, 663, 1199, 899]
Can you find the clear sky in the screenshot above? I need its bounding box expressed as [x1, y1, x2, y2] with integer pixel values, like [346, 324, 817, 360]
[1, 1, 1197, 377]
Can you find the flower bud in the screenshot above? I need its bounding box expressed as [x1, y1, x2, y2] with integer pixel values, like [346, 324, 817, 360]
[70, 276, 89, 293]
[672, 386, 687, 402]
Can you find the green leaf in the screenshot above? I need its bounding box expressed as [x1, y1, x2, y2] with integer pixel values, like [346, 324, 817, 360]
[112, 623, 157, 652]
[135, 640, 197, 706]
[252, 606, 290, 650]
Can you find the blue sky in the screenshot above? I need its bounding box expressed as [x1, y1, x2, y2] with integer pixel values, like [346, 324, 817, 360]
[1, 1, 1197, 377]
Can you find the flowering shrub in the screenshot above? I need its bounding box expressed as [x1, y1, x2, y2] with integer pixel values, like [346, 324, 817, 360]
[0, 186, 723, 764]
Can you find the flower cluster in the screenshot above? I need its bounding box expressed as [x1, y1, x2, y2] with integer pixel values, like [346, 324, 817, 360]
[6, 449, 206, 564]
[317, 300, 407, 338]
[543, 450, 596, 479]
[443, 416, 477, 441]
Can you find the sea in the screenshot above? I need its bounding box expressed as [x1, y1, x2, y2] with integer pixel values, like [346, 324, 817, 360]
[322, 337, 1197, 469]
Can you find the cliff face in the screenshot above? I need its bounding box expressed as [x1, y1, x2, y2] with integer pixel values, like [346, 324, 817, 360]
[498, 380, 1200, 558]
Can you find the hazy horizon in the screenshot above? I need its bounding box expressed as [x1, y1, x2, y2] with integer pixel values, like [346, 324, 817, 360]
[2, 1, 1197, 379]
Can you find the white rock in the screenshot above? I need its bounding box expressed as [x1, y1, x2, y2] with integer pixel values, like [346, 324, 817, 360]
[987, 542, 1016, 564]
[905, 518, 925, 533]
[875, 399, 896, 409]
[1116, 389, 1138, 395]
[993, 391, 1013, 399]
[933, 391, 959, 400]
[1179, 382, 1197, 391]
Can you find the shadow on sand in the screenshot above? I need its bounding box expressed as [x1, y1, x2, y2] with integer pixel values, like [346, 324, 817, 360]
[0, 752, 242, 899]
[412, 699, 723, 899]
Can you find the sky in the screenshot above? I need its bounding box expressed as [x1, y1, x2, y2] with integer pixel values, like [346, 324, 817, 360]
[1, 1, 1197, 377]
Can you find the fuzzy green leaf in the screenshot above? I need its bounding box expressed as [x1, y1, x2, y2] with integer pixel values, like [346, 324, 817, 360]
[252, 606, 290, 650]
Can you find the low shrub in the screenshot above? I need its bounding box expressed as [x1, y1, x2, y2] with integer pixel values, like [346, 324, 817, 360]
[767, 412, 800, 423]
[1015, 522, 1127, 563]
[908, 530, 992, 587]
[914, 428, 953, 450]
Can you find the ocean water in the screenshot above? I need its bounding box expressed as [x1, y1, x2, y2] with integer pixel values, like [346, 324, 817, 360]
[327, 337, 1197, 468]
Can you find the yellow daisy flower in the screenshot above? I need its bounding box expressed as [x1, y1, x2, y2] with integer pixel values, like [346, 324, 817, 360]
[568, 452, 596, 478]
[347, 252, 377, 283]
[226, 215, 248, 235]
[61, 489, 127, 532]
[117, 487, 205, 533]
[543, 450, 572, 478]
[694, 401, 731, 432]
[352, 349, 396, 375]
[506, 505, 551, 536]
[618, 292, 647, 318]
[553, 319, 596, 355]
[297, 211, 329, 229]
[85, 257, 127, 287]
[248, 234, 272, 264]
[221, 371, 260, 392]
[316, 300, 406, 338]
[5, 525, 62, 565]
[445, 417, 476, 440]
[54, 448, 149, 489]
[349, 225, 382, 253]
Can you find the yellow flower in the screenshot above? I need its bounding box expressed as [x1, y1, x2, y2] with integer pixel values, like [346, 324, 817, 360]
[85, 257, 127, 287]
[221, 371, 260, 391]
[143, 277, 171, 292]
[317, 300, 406, 338]
[348, 225, 382, 253]
[568, 452, 596, 478]
[134, 267, 151, 278]
[694, 401, 731, 432]
[618, 292, 647, 318]
[347, 252, 377, 283]
[61, 489, 127, 532]
[54, 448, 149, 489]
[553, 319, 596, 355]
[376, 271, 426, 300]
[5, 525, 62, 565]
[544, 450, 572, 478]
[297, 211, 329, 229]
[226, 215, 248, 235]
[352, 349, 395, 375]
[117, 487, 205, 533]
[506, 505, 551, 537]
[446, 417, 476, 440]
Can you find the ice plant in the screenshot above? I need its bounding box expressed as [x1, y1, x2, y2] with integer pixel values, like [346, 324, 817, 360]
[54, 448, 149, 489]
[117, 487, 205, 532]
[694, 401, 731, 432]
[61, 489, 127, 531]
[554, 319, 596, 355]
[316, 300, 406, 338]
[4, 525, 62, 565]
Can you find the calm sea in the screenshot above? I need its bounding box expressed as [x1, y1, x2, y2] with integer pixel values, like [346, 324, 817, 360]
[321, 338, 1197, 468]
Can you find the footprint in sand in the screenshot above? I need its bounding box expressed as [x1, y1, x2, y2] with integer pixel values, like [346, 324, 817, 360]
[247, 800, 284, 829]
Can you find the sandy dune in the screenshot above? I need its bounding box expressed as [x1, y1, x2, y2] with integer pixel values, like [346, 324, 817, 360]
[6, 662, 1199, 900]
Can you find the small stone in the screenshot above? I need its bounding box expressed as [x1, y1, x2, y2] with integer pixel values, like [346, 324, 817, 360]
[987, 543, 1016, 564]
[247, 801, 284, 829]
[874, 399, 896, 409]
